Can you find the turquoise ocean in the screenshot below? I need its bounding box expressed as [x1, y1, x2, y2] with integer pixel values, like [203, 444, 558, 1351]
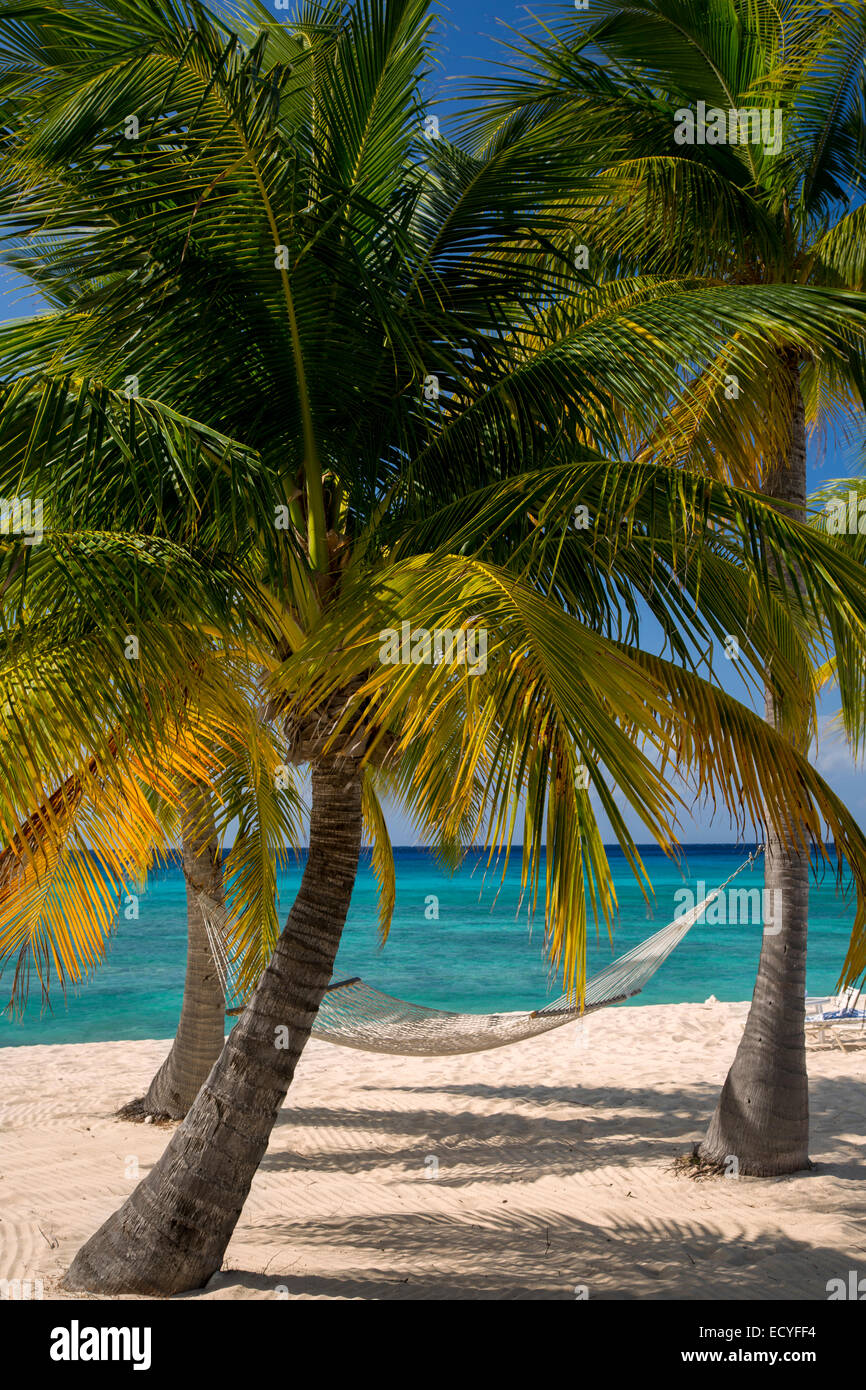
[0, 844, 857, 1047]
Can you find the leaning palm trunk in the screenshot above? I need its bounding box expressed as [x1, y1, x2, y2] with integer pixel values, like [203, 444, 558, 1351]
[120, 802, 227, 1121]
[700, 357, 811, 1176]
[64, 759, 362, 1295]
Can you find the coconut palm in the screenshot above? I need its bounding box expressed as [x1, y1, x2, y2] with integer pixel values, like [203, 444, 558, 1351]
[468, 0, 866, 1175]
[0, 539, 304, 1118]
[0, 356, 302, 1112]
[125, 723, 306, 1120]
[809, 472, 866, 873]
[2, 0, 866, 1294]
[116, 784, 229, 1122]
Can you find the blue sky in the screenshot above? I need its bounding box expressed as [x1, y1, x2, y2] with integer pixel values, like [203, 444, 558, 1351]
[2, 0, 864, 846]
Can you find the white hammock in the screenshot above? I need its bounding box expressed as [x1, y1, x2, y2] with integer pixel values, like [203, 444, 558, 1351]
[194, 850, 763, 1056]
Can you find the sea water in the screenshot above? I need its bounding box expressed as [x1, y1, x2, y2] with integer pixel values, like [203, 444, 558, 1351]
[0, 844, 857, 1046]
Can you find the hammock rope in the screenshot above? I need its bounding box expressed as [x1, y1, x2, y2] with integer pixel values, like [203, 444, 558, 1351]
[191, 847, 764, 1056]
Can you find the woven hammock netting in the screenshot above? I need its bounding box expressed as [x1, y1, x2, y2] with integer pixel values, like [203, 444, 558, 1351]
[308, 889, 712, 1054]
[193, 850, 764, 1056]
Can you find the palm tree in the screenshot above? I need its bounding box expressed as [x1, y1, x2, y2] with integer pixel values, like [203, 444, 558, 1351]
[116, 787, 229, 1122]
[2, 0, 866, 1294]
[111, 675, 307, 1122]
[469, 0, 866, 1175]
[123, 741, 304, 1119]
[0, 359, 301, 1114]
[0, 557, 304, 1119]
[809, 471, 866, 973]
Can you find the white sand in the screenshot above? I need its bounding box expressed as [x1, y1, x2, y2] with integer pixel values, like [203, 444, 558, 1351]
[1, 1000, 864, 1301]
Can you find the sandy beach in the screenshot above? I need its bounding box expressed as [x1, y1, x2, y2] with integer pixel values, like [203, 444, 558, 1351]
[1, 1000, 864, 1301]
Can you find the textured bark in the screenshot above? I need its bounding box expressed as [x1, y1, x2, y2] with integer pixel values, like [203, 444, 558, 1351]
[64, 759, 363, 1295]
[700, 358, 811, 1176]
[120, 802, 226, 1121]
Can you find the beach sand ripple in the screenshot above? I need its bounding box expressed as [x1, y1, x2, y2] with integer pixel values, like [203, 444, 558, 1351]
[1, 1002, 863, 1301]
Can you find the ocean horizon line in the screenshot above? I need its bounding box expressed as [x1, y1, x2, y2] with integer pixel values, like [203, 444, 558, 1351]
[141, 839, 774, 858]
[2, 843, 856, 1052]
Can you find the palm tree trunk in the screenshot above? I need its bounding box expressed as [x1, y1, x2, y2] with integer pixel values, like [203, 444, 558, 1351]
[119, 801, 226, 1121]
[699, 356, 811, 1176]
[64, 758, 362, 1295]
